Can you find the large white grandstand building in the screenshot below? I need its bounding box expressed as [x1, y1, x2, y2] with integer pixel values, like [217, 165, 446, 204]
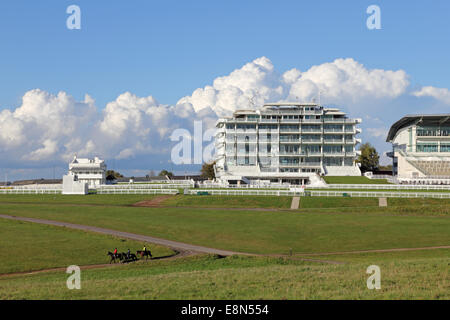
[214, 102, 362, 185]
[387, 114, 450, 184]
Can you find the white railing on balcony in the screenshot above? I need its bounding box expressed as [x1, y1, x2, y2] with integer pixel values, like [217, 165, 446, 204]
[260, 119, 279, 123]
[302, 119, 322, 123]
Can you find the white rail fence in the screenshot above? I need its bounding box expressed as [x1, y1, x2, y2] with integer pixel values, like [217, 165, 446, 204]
[306, 190, 450, 199]
[313, 184, 450, 190]
[197, 183, 291, 189]
[96, 188, 179, 195]
[99, 184, 191, 189]
[189, 189, 450, 198]
[0, 188, 62, 194]
[191, 189, 304, 196]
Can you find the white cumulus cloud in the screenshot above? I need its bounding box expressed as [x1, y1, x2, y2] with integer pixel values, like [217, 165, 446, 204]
[177, 57, 410, 117]
[0, 56, 438, 176]
[412, 86, 450, 105]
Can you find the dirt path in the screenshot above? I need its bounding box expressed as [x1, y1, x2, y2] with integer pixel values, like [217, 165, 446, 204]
[2, 214, 448, 277]
[0, 250, 190, 279]
[0, 214, 248, 257]
[132, 195, 175, 207]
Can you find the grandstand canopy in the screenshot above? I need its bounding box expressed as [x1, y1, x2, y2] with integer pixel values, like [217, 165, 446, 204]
[386, 114, 450, 142]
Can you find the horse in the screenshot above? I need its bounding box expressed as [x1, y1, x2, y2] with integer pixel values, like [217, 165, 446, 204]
[116, 252, 127, 263]
[107, 251, 118, 264]
[129, 253, 138, 261]
[119, 252, 138, 263]
[137, 250, 153, 260]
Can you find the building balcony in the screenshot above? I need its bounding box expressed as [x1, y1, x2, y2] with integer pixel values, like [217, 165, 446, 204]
[304, 152, 322, 156]
[233, 118, 259, 123]
[260, 167, 278, 173]
[279, 130, 301, 134]
[416, 135, 450, 140]
[235, 140, 257, 144]
[323, 139, 343, 144]
[280, 119, 301, 123]
[344, 152, 357, 157]
[301, 139, 323, 144]
[301, 119, 322, 123]
[323, 130, 345, 134]
[279, 163, 301, 167]
[323, 118, 359, 124]
[260, 119, 279, 123]
[323, 152, 345, 156]
[258, 128, 279, 133]
[279, 152, 302, 156]
[302, 164, 322, 168]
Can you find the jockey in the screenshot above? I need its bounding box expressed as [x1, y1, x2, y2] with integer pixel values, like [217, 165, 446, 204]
[113, 248, 118, 257]
[127, 248, 131, 259]
[143, 245, 147, 254]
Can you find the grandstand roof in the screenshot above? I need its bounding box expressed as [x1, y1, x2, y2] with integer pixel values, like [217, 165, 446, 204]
[386, 114, 450, 142]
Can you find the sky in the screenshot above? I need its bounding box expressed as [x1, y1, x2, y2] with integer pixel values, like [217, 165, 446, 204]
[0, 0, 449, 180]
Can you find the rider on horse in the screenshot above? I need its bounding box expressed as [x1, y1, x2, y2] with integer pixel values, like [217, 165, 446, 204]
[113, 247, 118, 258]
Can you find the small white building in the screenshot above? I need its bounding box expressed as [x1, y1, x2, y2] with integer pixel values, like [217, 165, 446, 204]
[62, 172, 88, 195]
[68, 155, 106, 188]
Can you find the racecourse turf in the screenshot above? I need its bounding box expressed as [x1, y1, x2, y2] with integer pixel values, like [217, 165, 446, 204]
[0, 194, 448, 299]
[1, 250, 448, 299]
[0, 195, 448, 255]
[0, 218, 174, 274]
[322, 176, 391, 184]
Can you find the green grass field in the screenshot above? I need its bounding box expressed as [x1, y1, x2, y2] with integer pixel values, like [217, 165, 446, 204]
[1, 250, 448, 299]
[161, 195, 292, 208]
[322, 176, 391, 184]
[0, 194, 157, 206]
[0, 194, 448, 299]
[0, 195, 448, 255]
[0, 218, 174, 274]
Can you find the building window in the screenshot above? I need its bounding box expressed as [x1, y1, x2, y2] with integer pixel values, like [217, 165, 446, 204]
[323, 157, 342, 166]
[440, 144, 450, 152]
[416, 143, 438, 152]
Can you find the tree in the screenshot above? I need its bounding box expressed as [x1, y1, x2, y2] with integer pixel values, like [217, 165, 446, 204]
[357, 143, 380, 172]
[201, 161, 216, 180]
[106, 170, 123, 181]
[158, 170, 173, 178]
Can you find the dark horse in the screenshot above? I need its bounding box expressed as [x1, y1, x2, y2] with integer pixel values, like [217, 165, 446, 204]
[136, 250, 153, 260]
[107, 251, 118, 264]
[119, 252, 138, 263]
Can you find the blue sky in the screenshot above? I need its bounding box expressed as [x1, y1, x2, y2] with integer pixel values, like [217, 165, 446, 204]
[0, 1, 449, 180]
